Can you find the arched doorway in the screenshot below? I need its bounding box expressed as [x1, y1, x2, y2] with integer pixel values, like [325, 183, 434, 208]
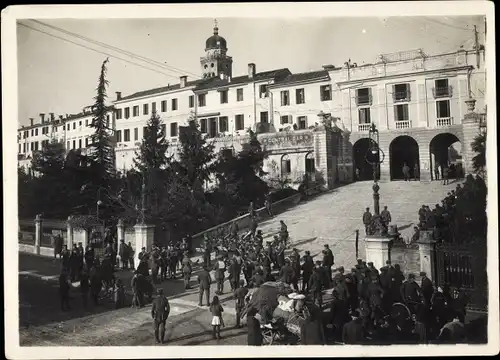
[280, 154, 291, 178]
[305, 152, 315, 180]
[389, 136, 420, 180]
[353, 138, 380, 181]
[430, 133, 462, 180]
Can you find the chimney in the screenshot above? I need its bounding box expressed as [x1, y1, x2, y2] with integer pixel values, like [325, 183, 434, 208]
[180, 76, 187, 88]
[50, 112, 55, 122]
[39, 113, 45, 124]
[30, 118, 34, 126]
[116, 91, 122, 101]
[248, 63, 256, 79]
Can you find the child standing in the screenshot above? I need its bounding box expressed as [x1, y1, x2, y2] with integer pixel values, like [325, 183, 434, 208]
[210, 296, 225, 340]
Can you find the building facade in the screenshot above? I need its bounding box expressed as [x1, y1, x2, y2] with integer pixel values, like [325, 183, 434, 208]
[18, 23, 486, 186]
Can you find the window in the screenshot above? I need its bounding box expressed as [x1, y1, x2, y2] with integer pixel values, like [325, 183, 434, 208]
[235, 114, 244, 130]
[320, 85, 332, 101]
[78, 139, 82, 149]
[134, 127, 139, 141]
[124, 107, 130, 119]
[171, 98, 178, 111]
[237, 88, 244, 102]
[394, 104, 409, 121]
[356, 88, 372, 106]
[152, 102, 156, 113]
[200, 119, 208, 133]
[220, 90, 228, 104]
[161, 124, 166, 137]
[85, 119, 88, 126]
[19, 144, 21, 153]
[35, 142, 39, 151]
[189, 95, 194, 108]
[34, 128, 38, 136]
[280, 90, 290, 106]
[393, 83, 410, 102]
[295, 88, 305, 104]
[133, 106, 139, 117]
[436, 100, 451, 118]
[161, 100, 167, 112]
[143, 104, 149, 115]
[72, 140, 76, 149]
[116, 108, 123, 120]
[72, 123, 76, 130]
[198, 94, 206, 107]
[358, 108, 371, 124]
[260, 111, 269, 123]
[124, 129, 130, 142]
[85, 138, 89, 147]
[219, 116, 228, 132]
[259, 84, 268, 98]
[79, 121, 82, 127]
[54, 127, 57, 132]
[281, 155, 291, 175]
[297, 116, 307, 129]
[116, 130, 122, 142]
[31, 129, 34, 136]
[434, 79, 450, 97]
[23, 143, 26, 153]
[280, 115, 290, 124]
[170, 122, 178, 137]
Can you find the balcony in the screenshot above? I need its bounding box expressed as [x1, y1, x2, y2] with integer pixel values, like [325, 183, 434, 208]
[432, 86, 453, 99]
[436, 117, 453, 127]
[357, 123, 372, 132]
[393, 91, 411, 103]
[395, 120, 412, 129]
[355, 95, 372, 106]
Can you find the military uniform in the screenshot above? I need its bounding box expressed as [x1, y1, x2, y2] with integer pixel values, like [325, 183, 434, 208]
[151, 290, 170, 344]
[197, 268, 212, 306]
[234, 285, 249, 327]
[301, 253, 314, 292]
[309, 267, 323, 308]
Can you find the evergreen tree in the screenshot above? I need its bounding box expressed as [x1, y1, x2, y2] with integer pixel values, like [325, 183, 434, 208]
[133, 111, 170, 173]
[175, 116, 216, 190]
[471, 130, 486, 176]
[88, 58, 115, 183]
[31, 138, 66, 177]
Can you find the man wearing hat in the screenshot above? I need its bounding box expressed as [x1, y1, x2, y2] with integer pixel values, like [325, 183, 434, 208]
[345, 270, 358, 313]
[290, 248, 301, 291]
[363, 207, 372, 235]
[367, 262, 379, 279]
[151, 288, 170, 344]
[213, 254, 226, 295]
[279, 258, 294, 286]
[400, 273, 423, 314]
[323, 245, 334, 281]
[234, 279, 249, 328]
[309, 262, 324, 308]
[342, 309, 365, 344]
[197, 266, 212, 307]
[301, 250, 314, 293]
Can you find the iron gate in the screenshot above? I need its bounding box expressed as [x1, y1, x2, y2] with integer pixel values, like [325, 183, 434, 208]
[434, 241, 488, 312]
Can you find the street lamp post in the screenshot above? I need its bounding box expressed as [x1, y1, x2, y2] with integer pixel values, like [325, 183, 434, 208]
[140, 174, 146, 225]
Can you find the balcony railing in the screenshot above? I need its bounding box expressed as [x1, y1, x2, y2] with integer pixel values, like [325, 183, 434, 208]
[395, 120, 412, 129]
[393, 91, 411, 102]
[436, 117, 453, 127]
[355, 95, 372, 106]
[432, 86, 453, 98]
[358, 123, 372, 132]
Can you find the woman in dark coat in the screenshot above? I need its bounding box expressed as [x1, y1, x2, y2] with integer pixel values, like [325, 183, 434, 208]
[247, 307, 263, 346]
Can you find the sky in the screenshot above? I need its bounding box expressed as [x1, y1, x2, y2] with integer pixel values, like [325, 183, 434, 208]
[17, 15, 485, 126]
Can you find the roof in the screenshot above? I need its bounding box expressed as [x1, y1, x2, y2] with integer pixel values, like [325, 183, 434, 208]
[194, 68, 291, 91]
[119, 79, 204, 102]
[272, 70, 330, 87]
[65, 105, 115, 121]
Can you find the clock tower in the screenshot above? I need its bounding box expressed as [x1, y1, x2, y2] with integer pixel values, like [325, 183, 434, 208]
[200, 20, 233, 79]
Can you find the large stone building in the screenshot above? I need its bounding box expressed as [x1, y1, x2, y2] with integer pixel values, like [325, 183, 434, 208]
[18, 22, 486, 187]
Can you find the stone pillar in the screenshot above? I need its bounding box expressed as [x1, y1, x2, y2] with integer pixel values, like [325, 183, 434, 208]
[313, 120, 336, 190]
[364, 236, 392, 271]
[462, 98, 481, 175]
[418, 237, 436, 281]
[67, 216, 74, 249]
[134, 223, 155, 266]
[117, 218, 125, 242]
[34, 214, 42, 255]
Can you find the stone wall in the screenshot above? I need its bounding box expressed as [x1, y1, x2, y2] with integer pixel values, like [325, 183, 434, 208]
[390, 242, 421, 279]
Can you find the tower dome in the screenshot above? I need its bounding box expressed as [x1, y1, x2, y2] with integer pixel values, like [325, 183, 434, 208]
[205, 19, 227, 51]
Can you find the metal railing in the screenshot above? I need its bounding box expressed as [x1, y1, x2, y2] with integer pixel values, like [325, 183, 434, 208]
[432, 86, 453, 98]
[393, 91, 411, 102]
[436, 117, 453, 127]
[395, 120, 412, 129]
[355, 94, 372, 106]
[358, 123, 372, 132]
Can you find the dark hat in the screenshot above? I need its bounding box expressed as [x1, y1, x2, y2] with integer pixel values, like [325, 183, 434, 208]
[367, 262, 374, 266]
[305, 250, 311, 255]
[385, 260, 391, 265]
[419, 271, 426, 276]
[408, 273, 416, 279]
[357, 259, 363, 264]
[157, 288, 164, 294]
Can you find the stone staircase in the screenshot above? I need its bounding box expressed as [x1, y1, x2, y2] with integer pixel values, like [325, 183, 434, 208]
[254, 179, 460, 269]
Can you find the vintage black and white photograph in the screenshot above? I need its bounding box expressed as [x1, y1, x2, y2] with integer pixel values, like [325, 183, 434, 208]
[2, 2, 498, 358]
